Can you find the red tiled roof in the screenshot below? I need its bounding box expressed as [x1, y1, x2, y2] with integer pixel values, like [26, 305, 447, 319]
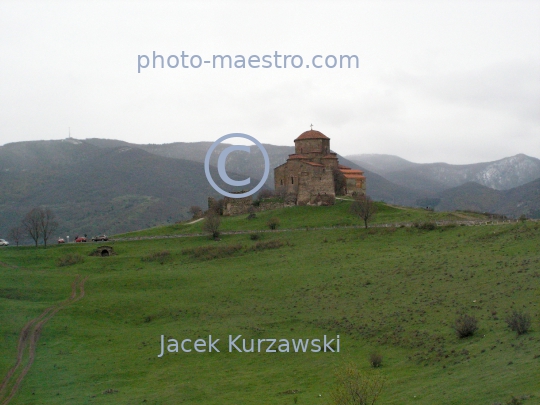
[304, 161, 324, 167]
[343, 174, 366, 180]
[294, 130, 329, 141]
[338, 164, 351, 170]
[340, 169, 364, 175]
[322, 154, 337, 159]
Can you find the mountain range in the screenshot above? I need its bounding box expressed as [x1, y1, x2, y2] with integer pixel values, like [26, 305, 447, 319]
[346, 153, 540, 191]
[0, 139, 538, 241]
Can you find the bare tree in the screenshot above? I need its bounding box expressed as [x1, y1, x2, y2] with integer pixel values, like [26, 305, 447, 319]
[189, 205, 203, 219]
[39, 208, 58, 248]
[208, 198, 225, 215]
[8, 226, 23, 247]
[350, 194, 377, 229]
[22, 208, 42, 247]
[203, 211, 222, 239]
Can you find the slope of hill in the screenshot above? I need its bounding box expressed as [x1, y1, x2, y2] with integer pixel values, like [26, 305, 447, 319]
[348, 153, 540, 191]
[0, 140, 253, 239]
[435, 178, 540, 218]
[346, 153, 419, 174]
[85, 138, 429, 206]
[0, 206, 538, 404]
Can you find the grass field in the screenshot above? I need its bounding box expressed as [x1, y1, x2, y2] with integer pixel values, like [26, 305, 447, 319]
[115, 201, 487, 238]
[0, 203, 539, 404]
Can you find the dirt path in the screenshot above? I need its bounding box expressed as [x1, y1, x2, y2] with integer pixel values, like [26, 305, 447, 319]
[0, 275, 88, 405]
[185, 217, 205, 225]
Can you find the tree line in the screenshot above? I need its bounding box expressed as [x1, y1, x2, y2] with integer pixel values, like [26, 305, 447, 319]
[8, 207, 58, 248]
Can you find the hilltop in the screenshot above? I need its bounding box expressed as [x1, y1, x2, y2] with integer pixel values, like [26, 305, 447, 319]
[1, 139, 538, 242]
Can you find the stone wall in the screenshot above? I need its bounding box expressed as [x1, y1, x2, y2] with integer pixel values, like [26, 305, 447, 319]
[223, 195, 254, 216]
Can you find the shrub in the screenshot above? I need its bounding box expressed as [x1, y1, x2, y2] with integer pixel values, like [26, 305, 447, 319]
[369, 353, 383, 368]
[506, 310, 531, 335]
[182, 244, 243, 260]
[141, 250, 170, 264]
[251, 240, 285, 251]
[506, 396, 523, 405]
[330, 362, 385, 405]
[454, 314, 478, 338]
[257, 189, 274, 200]
[249, 233, 260, 240]
[189, 205, 203, 219]
[418, 222, 437, 230]
[267, 217, 280, 230]
[56, 253, 84, 267]
[204, 211, 222, 239]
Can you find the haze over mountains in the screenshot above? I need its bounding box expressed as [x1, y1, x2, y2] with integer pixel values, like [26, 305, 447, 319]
[346, 153, 540, 191]
[0, 138, 538, 240]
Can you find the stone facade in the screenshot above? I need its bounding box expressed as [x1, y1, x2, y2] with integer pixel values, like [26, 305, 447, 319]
[207, 195, 292, 216]
[274, 129, 366, 205]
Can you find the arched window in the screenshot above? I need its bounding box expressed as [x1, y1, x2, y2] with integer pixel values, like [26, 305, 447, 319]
[291, 177, 294, 184]
[280, 179, 283, 185]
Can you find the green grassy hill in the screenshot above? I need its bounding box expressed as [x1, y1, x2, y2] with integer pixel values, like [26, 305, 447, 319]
[0, 203, 539, 404]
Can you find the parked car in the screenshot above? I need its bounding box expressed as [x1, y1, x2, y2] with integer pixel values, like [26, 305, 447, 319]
[75, 236, 87, 243]
[92, 235, 108, 242]
[0, 239, 9, 246]
[58, 238, 65, 244]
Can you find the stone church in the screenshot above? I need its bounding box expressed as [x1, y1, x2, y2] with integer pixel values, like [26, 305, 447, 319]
[274, 129, 366, 205]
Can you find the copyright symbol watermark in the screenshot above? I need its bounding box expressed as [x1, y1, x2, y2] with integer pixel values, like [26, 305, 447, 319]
[204, 133, 270, 199]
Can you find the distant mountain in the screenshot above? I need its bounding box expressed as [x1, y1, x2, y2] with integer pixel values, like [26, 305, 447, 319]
[346, 154, 419, 174]
[0, 140, 250, 240]
[346, 153, 540, 191]
[85, 139, 429, 206]
[84, 138, 292, 189]
[435, 179, 540, 218]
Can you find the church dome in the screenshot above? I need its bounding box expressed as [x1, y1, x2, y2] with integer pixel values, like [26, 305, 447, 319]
[294, 129, 329, 141]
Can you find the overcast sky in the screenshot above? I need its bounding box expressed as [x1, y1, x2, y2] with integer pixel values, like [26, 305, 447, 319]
[0, 0, 539, 164]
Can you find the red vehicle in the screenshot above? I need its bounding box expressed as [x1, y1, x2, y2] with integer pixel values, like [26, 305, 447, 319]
[58, 238, 65, 244]
[75, 236, 87, 243]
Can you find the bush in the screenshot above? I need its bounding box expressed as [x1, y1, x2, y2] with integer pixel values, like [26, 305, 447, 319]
[189, 205, 203, 219]
[204, 211, 222, 239]
[454, 314, 478, 338]
[56, 253, 85, 267]
[141, 250, 171, 264]
[369, 353, 383, 368]
[506, 396, 524, 405]
[257, 189, 274, 200]
[330, 363, 385, 405]
[418, 222, 437, 230]
[267, 217, 280, 230]
[249, 233, 260, 240]
[182, 244, 243, 260]
[251, 239, 285, 251]
[506, 310, 531, 335]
